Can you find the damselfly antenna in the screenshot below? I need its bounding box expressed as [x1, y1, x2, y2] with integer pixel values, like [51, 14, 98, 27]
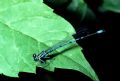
[33, 29, 105, 63]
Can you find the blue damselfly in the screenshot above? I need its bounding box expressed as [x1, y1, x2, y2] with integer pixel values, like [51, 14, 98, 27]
[33, 29, 105, 63]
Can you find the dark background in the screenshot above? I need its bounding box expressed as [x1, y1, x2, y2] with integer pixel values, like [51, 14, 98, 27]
[0, 0, 117, 81]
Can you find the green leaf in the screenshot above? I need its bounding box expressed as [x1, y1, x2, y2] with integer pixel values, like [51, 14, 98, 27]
[0, 0, 99, 81]
[100, 0, 120, 12]
[0, 22, 39, 77]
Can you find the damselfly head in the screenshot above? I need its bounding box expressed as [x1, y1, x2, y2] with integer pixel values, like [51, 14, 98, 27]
[33, 50, 49, 63]
[33, 54, 39, 61]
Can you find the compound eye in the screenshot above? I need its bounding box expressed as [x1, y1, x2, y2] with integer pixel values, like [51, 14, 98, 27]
[33, 53, 36, 57]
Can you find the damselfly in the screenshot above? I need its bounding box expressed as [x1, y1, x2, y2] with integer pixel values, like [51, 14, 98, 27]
[33, 29, 105, 63]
